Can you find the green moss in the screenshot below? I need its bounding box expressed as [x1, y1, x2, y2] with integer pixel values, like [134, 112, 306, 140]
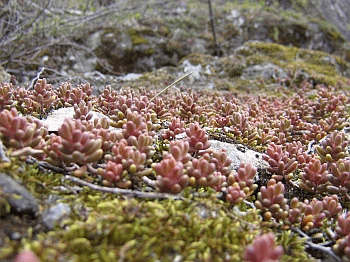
[221, 55, 247, 78]
[316, 20, 345, 43]
[157, 25, 171, 36]
[180, 53, 215, 67]
[128, 29, 149, 46]
[0, 164, 313, 261]
[238, 41, 350, 87]
[278, 230, 309, 261]
[0, 191, 11, 217]
[102, 27, 121, 35]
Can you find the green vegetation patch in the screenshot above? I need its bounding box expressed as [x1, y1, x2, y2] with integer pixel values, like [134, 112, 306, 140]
[0, 161, 311, 261]
[128, 28, 150, 46]
[239, 42, 350, 86]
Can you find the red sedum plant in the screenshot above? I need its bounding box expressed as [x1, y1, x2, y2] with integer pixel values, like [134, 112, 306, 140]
[185, 122, 210, 153]
[167, 140, 192, 165]
[333, 213, 350, 262]
[211, 149, 232, 177]
[187, 154, 222, 189]
[99, 161, 131, 188]
[254, 179, 289, 225]
[3, 77, 350, 261]
[44, 118, 103, 175]
[121, 109, 151, 139]
[0, 83, 13, 110]
[73, 101, 93, 121]
[322, 195, 342, 219]
[108, 139, 146, 174]
[333, 234, 350, 262]
[263, 143, 298, 181]
[328, 159, 350, 198]
[231, 162, 258, 196]
[0, 107, 46, 151]
[226, 183, 246, 204]
[243, 233, 283, 262]
[335, 213, 350, 240]
[155, 155, 188, 194]
[316, 130, 348, 164]
[161, 117, 185, 140]
[28, 78, 57, 115]
[299, 198, 326, 232]
[299, 158, 328, 193]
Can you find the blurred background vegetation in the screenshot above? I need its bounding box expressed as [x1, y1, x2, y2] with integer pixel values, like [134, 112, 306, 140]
[1, 0, 349, 85]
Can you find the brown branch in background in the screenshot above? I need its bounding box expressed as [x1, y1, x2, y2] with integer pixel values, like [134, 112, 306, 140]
[4, 0, 53, 64]
[207, 0, 220, 56]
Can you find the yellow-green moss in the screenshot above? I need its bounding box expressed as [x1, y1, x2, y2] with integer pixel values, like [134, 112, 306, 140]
[128, 28, 149, 46]
[239, 42, 350, 87]
[0, 161, 312, 261]
[180, 53, 216, 67]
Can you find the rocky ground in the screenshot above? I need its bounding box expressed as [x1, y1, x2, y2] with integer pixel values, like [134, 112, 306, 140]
[1, 0, 350, 261]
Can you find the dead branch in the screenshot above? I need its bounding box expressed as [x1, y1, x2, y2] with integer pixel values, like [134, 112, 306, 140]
[291, 227, 341, 262]
[65, 175, 184, 200]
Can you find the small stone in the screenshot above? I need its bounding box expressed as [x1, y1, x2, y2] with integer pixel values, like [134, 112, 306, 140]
[41, 202, 71, 230]
[0, 173, 39, 216]
[241, 63, 288, 80]
[10, 232, 21, 241]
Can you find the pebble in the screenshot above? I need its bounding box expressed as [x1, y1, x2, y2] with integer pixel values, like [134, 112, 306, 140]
[0, 173, 39, 216]
[41, 202, 71, 230]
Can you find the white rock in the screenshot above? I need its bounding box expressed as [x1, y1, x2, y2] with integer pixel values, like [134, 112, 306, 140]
[209, 140, 268, 171]
[40, 107, 119, 132]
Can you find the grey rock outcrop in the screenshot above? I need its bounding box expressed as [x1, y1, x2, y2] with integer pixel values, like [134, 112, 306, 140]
[310, 0, 350, 41]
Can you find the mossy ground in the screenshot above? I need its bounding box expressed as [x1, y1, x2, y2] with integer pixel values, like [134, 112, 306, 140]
[129, 41, 350, 96]
[0, 159, 312, 261]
